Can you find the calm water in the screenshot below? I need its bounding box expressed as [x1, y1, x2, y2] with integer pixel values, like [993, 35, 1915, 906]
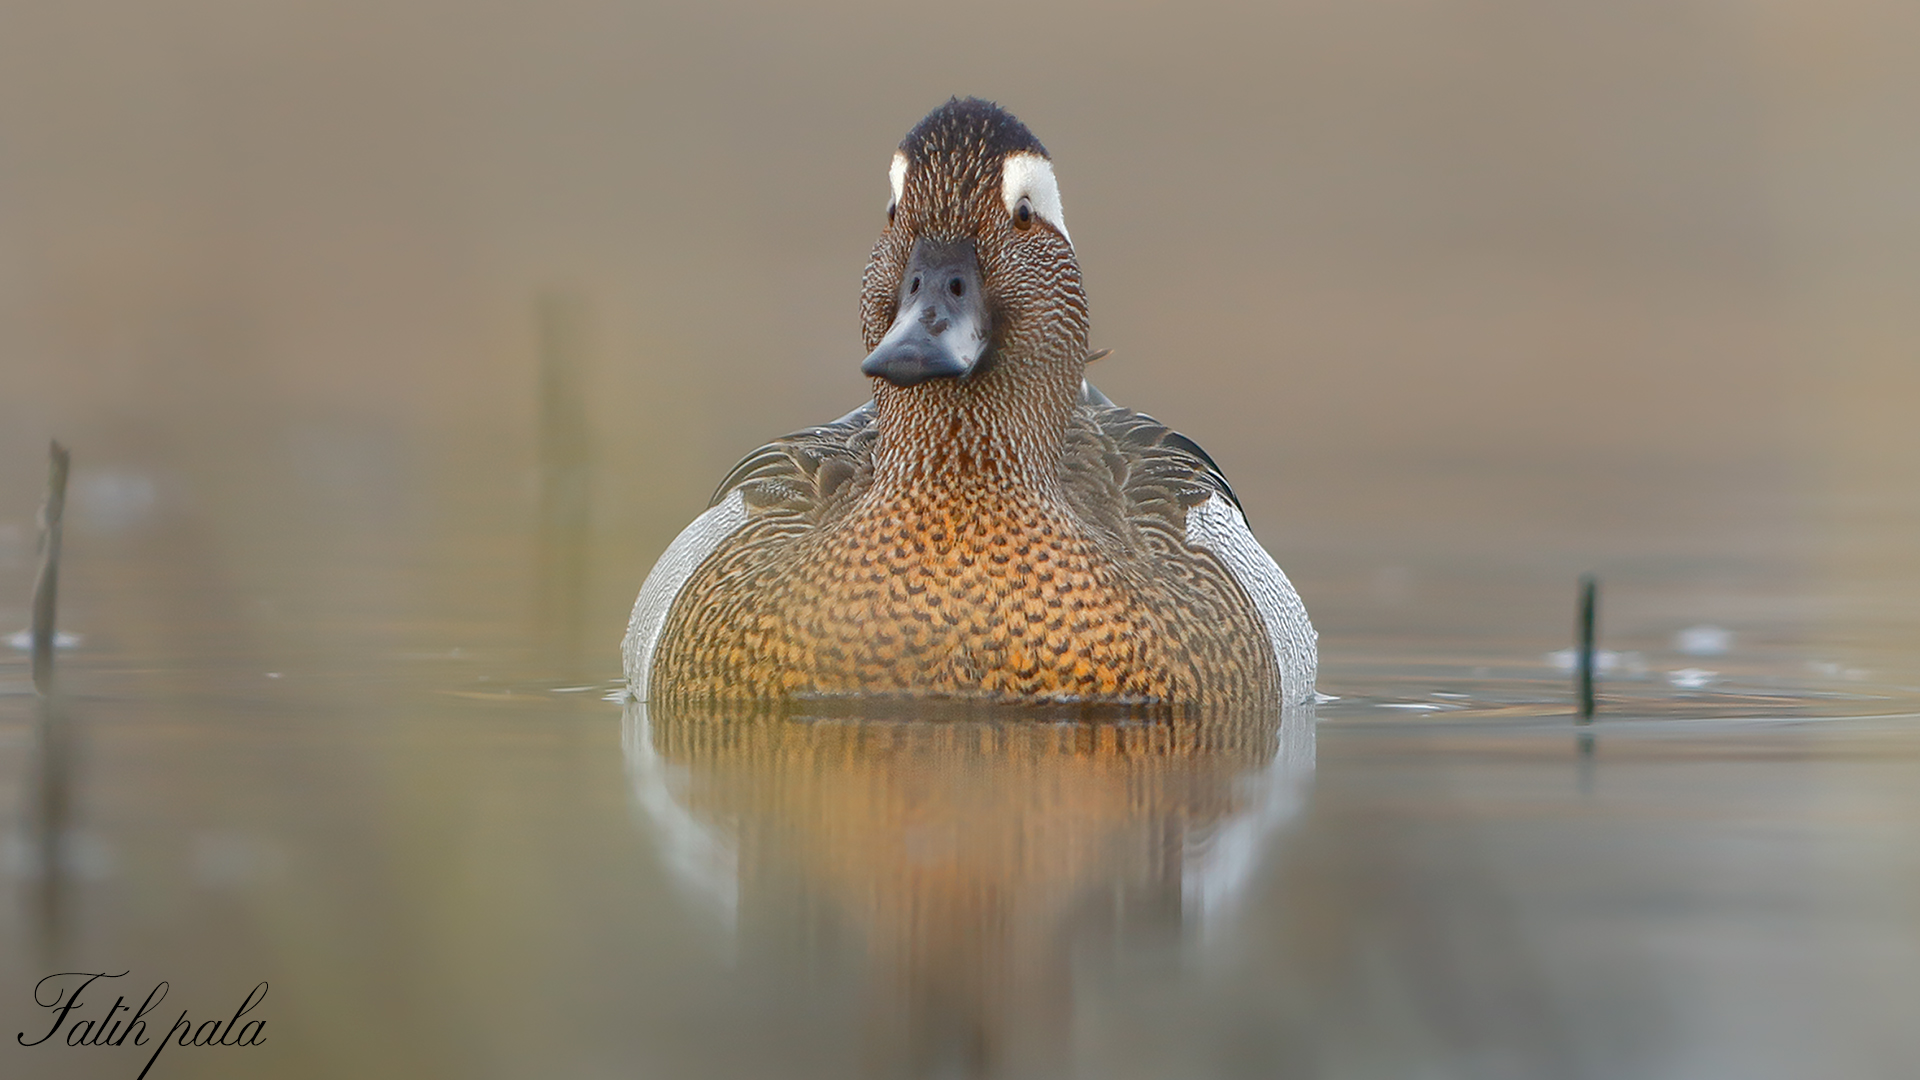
[5, 4, 1920, 1075]
[2, 434, 1918, 1080]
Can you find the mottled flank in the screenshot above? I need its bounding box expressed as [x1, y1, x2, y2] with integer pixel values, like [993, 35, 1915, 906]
[651, 400, 1279, 708]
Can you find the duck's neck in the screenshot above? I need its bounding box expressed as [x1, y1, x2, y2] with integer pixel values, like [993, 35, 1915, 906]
[870, 362, 1080, 497]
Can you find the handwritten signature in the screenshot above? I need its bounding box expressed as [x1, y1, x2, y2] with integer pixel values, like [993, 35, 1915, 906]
[17, 971, 266, 1079]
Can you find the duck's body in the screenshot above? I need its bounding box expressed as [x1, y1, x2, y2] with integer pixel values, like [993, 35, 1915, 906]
[624, 99, 1314, 708]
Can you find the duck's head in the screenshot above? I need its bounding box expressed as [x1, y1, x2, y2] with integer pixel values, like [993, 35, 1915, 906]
[859, 98, 1087, 393]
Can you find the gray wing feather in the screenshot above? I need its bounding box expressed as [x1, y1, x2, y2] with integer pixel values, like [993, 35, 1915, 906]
[1186, 495, 1318, 704]
[705, 401, 877, 514]
[622, 490, 750, 701]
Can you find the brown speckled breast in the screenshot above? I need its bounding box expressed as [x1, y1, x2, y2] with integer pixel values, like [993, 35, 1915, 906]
[650, 404, 1279, 708]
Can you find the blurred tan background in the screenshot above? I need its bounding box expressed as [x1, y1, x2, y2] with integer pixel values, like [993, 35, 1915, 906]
[1, 0, 1916, 654]
[3, 7, 1920, 1077]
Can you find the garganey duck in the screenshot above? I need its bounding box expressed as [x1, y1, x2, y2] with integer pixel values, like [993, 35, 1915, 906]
[624, 98, 1314, 708]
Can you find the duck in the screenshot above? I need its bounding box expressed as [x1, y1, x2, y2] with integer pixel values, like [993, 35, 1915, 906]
[623, 97, 1314, 708]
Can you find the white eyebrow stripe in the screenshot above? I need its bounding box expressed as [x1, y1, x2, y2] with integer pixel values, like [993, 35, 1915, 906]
[1000, 152, 1070, 247]
[889, 151, 908, 209]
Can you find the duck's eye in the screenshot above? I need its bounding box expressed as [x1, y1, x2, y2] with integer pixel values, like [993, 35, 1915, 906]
[1013, 196, 1034, 231]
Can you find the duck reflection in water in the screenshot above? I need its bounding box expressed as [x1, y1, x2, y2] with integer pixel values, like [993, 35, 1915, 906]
[623, 697, 1314, 1077]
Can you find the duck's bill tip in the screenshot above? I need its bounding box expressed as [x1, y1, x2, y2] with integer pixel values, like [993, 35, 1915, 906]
[861, 338, 975, 387]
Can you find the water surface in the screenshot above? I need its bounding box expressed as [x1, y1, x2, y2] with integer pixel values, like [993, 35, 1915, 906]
[3, 441, 1918, 1079]
[5, 3, 1920, 1075]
